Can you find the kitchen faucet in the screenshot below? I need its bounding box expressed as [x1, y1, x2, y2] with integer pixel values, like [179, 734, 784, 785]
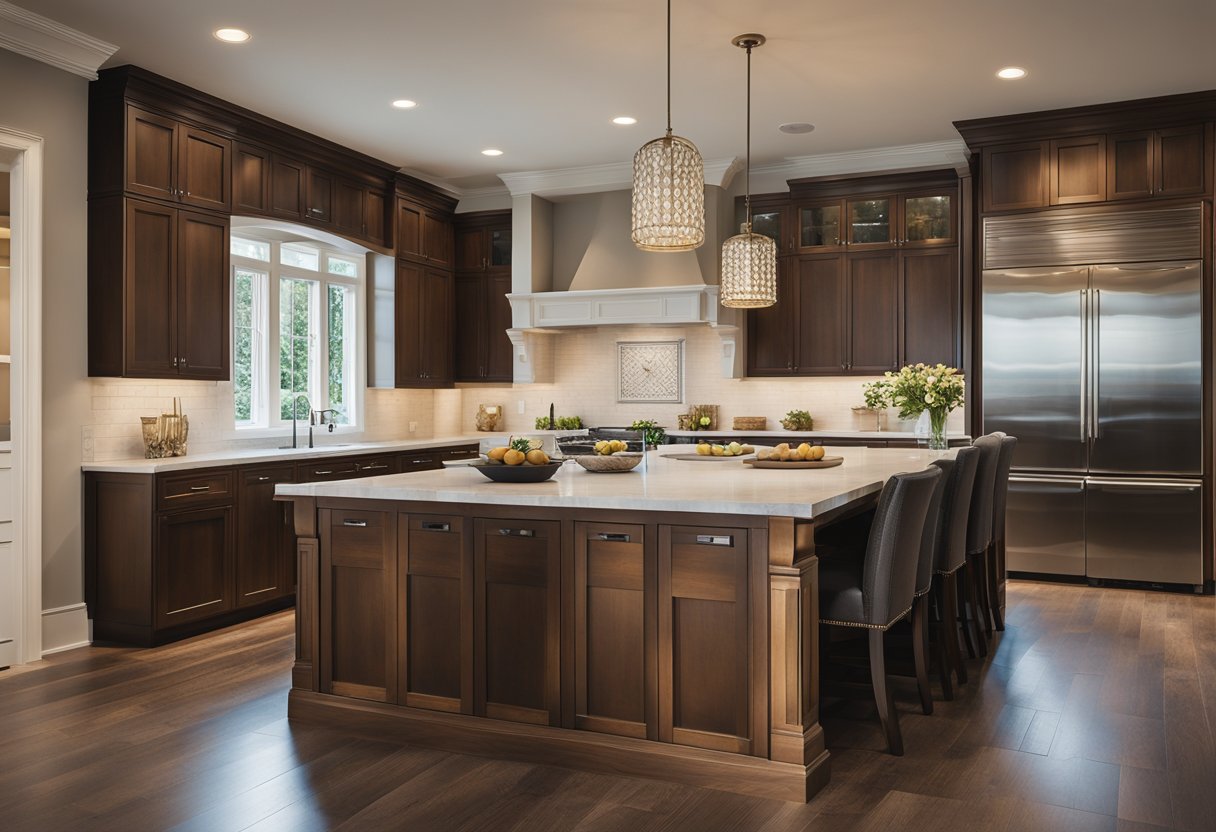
[287, 394, 339, 449]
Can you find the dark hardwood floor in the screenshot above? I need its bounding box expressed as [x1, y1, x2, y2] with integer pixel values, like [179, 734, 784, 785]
[3, 581, 1214, 831]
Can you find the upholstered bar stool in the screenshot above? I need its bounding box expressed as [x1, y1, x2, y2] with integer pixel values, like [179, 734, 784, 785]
[910, 460, 948, 715]
[928, 446, 980, 699]
[963, 434, 1003, 659]
[819, 466, 942, 755]
[986, 435, 1018, 633]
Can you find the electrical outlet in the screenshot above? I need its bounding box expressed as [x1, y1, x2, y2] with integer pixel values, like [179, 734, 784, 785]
[408, 421, 418, 433]
[517, 400, 526, 414]
[81, 425, 94, 463]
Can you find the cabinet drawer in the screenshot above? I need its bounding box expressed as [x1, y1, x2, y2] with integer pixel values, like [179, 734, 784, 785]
[296, 459, 359, 482]
[157, 468, 234, 511]
[400, 452, 441, 472]
[328, 510, 390, 568]
[434, 445, 478, 461]
[353, 456, 400, 477]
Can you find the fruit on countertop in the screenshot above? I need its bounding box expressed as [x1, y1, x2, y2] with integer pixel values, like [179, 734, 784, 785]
[594, 439, 629, 455]
[695, 442, 755, 457]
[756, 442, 826, 462]
[526, 449, 550, 465]
[486, 437, 551, 466]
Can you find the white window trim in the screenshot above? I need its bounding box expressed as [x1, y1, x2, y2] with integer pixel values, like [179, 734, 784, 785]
[228, 236, 367, 438]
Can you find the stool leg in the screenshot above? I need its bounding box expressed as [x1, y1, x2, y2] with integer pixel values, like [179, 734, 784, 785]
[869, 628, 903, 755]
[972, 551, 994, 641]
[960, 561, 985, 659]
[943, 572, 966, 686]
[933, 582, 955, 700]
[989, 540, 1005, 632]
[912, 596, 933, 715]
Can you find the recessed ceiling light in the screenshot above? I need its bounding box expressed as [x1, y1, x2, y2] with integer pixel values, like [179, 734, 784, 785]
[481, 148, 503, 157]
[779, 122, 815, 134]
[213, 28, 251, 43]
[996, 66, 1027, 80]
[612, 116, 637, 125]
[391, 99, 418, 109]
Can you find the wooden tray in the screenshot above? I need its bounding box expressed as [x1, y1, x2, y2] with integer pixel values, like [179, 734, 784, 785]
[743, 456, 843, 469]
[660, 453, 750, 462]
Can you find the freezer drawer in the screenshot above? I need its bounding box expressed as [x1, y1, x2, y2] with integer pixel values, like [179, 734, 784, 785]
[1085, 479, 1203, 585]
[1006, 477, 1086, 576]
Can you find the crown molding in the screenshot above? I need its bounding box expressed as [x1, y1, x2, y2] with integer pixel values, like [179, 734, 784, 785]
[0, 0, 117, 80]
[750, 140, 971, 187]
[499, 156, 739, 198]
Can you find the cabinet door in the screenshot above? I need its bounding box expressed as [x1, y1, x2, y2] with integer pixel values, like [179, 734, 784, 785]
[156, 506, 233, 629]
[396, 199, 423, 261]
[455, 226, 486, 271]
[420, 268, 454, 385]
[1107, 132, 1153, 201]
[474, 518, 561, 726]
[394, 261, 423, 384]
[796, 201, 843, 251]
[847, 252, 899, 374]
[983, 141, 1048, 211]
[1049, 136, 1106, 205]
[658, 526, 753, 754]
[573, 522, 655, 740]
[232, 143, 270, 214]
[846, 197, 894, 249]
[795, 255, 846, 374]
[422, 212, 454, 268]
[399, 514, 468, 712]
[271, 156, 307, 219]
[750, 206, 790, 254]
[901, 248, 958, 368]
[236, 465, 295, 607]
[488, 224, 512, 271]
[746, 257, 796, 375]
[365, 189, 388, 246]
[1155, 125, 1207, 197]
[177, 126, 231, 212]
[900, 193, 955, 246]
[306, 168, 333, 224]
[333, 180, 365, 238]
[453, 273, 486, 381]
[124, 199, 178, 376]
[321, 509, 397, 702]
[125, 106, 178, 202]
[176, 211, 229, 380]
[484, 272, 515, 382]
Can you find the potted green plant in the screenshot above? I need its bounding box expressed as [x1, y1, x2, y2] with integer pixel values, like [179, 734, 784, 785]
[780, 410, 814, 431]
[854, 380, 892, 430]
[884, 363, 965, 449]
[629, 419, 666, 449]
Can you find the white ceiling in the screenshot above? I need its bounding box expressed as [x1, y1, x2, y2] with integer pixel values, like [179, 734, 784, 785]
[20, 0, 1216, 190]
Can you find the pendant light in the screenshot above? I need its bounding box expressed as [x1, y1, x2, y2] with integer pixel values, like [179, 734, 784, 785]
[720, 34, 777, 308]
[631, 0, 705, 252]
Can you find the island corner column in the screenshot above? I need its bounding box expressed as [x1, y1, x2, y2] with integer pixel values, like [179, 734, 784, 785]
[284, 495, 320, 693]
[766, 516, 830, 797]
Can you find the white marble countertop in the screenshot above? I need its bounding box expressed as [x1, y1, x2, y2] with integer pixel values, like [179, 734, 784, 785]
[275, 445, 958, 519]
[666, 429, 970, 440]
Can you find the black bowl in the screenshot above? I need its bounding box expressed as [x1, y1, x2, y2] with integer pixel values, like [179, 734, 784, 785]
[470, 461, 564, 483]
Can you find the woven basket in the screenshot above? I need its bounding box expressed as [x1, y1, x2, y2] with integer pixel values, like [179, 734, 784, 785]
[732, 416, 767, 431]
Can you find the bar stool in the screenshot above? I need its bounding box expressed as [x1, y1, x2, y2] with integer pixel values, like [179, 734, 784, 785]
[819, 466, 942, 755]
[963, 434, 1002, 658]
[910, 461, 948, 715]
[986, 435, 1018, 633]
[928, 446, 979, 699]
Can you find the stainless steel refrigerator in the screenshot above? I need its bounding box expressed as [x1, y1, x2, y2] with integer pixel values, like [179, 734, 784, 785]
[981, 207, 1205, 588]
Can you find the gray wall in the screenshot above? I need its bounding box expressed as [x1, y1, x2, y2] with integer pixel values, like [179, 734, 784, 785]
[0, 49, 91, 616]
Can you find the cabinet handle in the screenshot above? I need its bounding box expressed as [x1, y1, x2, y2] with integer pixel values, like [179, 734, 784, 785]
[498, 528, 535, 537]
[596, 532, 631, 543]
[421, 522, 451, 532]
[257, 476, 271, 482]
[189, 485, 210, 492]
[313, 470, 333, 475]
[447, 449, 472, 456]
[342, 519, 368, 527]
[359, 463, 389, 471]
[695, 534, 733, 546]
[409, 458, 428, 465]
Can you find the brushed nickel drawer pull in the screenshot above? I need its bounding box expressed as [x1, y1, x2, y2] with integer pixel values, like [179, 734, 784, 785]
[422, 522, 451, 532]
[498, 528, 535, 537]
[342, 519, 368, 528]
[410, 459, 428, 465]
[360, 463, 389, 471]
[257, 476, 270, 482]
[696, 534, 733, 546]
[189, 485, 210, 492]
[597, 532, 631, 542]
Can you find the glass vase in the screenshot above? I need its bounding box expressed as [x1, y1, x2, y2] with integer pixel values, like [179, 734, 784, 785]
[928, 407, 948, 450]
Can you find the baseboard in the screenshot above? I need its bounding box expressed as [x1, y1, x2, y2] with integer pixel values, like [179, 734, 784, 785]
[41, 602, 90, 655]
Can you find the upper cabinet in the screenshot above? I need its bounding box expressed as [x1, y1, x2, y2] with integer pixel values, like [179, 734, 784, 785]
[232, 143, 271, 215]
[124, 105, 231, 212]
[397, 197, 454, 268]
[982, 141, 1048, 212]
[453, 211, 513, 383]
[1108, 125, 1208, 200]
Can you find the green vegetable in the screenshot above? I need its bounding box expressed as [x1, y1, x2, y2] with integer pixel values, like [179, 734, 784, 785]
[781, 409, 814, 431]
[629, 419, 667, 447]
[535, 415, 583, 430]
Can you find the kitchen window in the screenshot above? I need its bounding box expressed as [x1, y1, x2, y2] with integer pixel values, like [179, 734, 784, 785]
[230, 234, 364, 432]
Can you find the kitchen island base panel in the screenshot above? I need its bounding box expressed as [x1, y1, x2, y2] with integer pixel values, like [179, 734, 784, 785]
[287, 689, 831, 804]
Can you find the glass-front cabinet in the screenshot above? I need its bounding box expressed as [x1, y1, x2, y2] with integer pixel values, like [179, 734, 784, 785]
[797, 201, 843, 250]
[736, 199, 790, 252]
[750, 209, 785, 248]
[846, 197, 893, 248]
[901, 193, 954, 246]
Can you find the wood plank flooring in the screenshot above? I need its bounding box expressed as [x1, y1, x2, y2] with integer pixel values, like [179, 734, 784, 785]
[3, 581, 1214, 831]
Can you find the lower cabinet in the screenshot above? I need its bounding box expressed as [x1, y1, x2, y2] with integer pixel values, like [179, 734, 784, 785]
[236, 465, 296, 607]
[156, 506, 234, 629]
[473, 518, 562, 726]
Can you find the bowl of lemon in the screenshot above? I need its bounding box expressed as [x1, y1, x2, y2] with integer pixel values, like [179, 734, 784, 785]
[474, 437, 563, 482]
[574, 439, 644, 473]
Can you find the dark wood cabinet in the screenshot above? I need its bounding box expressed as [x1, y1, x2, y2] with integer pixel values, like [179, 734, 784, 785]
[334, 179, 364, 238]
[453, 272, 513, 383]
[271, 155, 307, 219]
[572, 522, 656, 740]
[120, 198, 177, 377]
[901, 248, 960, 367]
[176, 210, 230, 379]
[124, 105, 231, 212]
[395, 261, 454, 387]
[1109, 125, 1207, 200]
[1050, 135, 1107, 204]
[306, 167, 333, 224]
[320, 509, 397, 703]
[796, 255, 847, 374]
[398, 513, 469, 713]
[236, 465, 296, 608]
[474, 518, 561, 726]
[232, 143, 270, 214]
[658, 525, 759, 755]
[983, 141, 1048, 212]
[156, 506, 234, 629]
[846, 252, 899, 374]
[397, 197, 454, 266]
[365, 189, 388, 247]
[746, 258, 797, 375]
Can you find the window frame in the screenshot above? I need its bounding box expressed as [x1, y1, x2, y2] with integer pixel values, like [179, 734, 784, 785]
[229, 233, 367, 436]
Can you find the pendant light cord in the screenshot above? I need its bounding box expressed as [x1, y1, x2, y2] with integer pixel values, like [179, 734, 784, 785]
[745, 42, 752, 229]
[666, 0, 672, 136]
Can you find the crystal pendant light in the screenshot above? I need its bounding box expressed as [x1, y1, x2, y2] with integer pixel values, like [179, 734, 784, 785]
[720, 34, 777, 308]
[631, 0, 705, 252]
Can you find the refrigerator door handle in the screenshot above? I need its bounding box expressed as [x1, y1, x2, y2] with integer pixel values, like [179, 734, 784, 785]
[1085, 478, 1201, 491]
[1011, 475, 1085, 484]
[1079, 289, 1087, 442]
[1091, 288, 1101, 441]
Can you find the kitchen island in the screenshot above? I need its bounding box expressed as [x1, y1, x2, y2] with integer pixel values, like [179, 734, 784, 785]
[277, 445, 956, 802]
